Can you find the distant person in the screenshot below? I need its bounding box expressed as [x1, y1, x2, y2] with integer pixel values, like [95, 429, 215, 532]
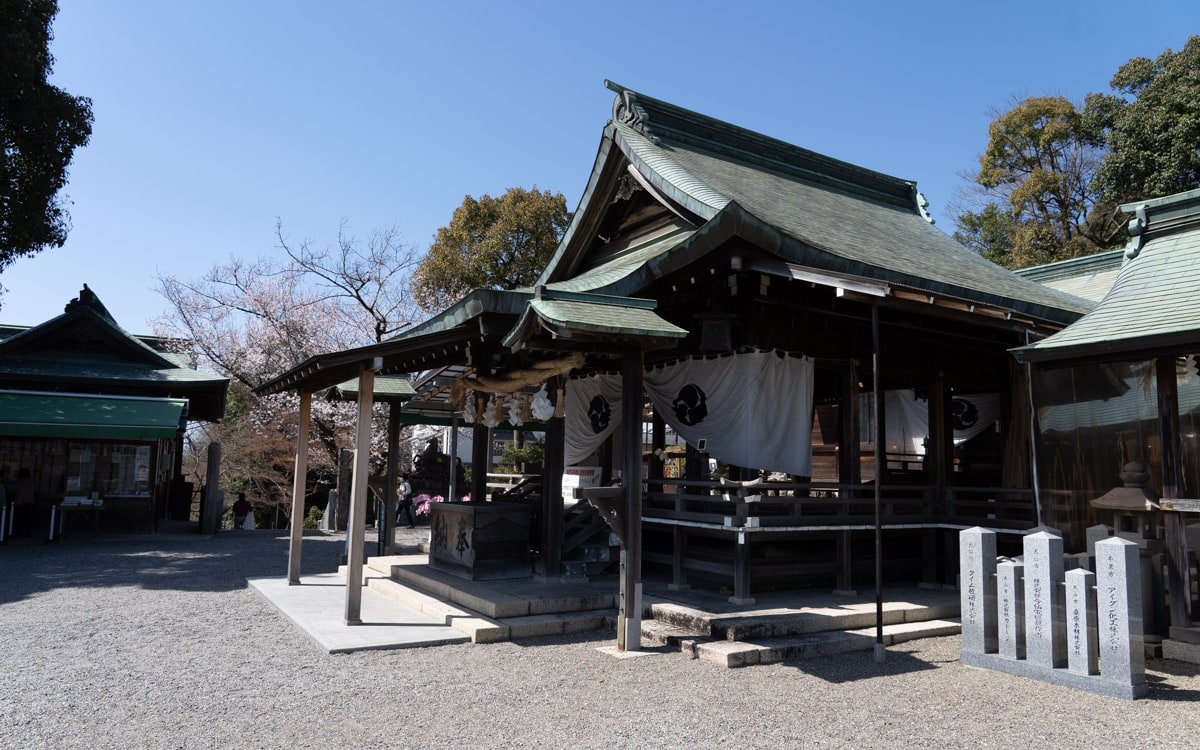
[12, 468, 35, 537]
[396, 473, 415, 528]
[232, 493, 252, 529]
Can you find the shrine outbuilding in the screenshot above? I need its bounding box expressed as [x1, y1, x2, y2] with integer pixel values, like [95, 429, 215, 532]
[0, 286, 228, 539]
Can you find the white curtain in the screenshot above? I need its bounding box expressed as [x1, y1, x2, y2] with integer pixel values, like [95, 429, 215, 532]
[884, 390, 1000, 455]
[564, 373, 623, 465]
[645, 351, 815, 477]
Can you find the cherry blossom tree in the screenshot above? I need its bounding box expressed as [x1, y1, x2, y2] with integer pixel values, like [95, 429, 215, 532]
[154, 223, 423, 524]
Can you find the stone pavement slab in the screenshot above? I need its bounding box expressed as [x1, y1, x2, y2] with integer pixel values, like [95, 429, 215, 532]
[248, 573, 470, 654]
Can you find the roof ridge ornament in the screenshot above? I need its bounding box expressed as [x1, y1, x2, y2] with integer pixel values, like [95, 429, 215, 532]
[612, 88, 650, 138]
[64, 283, 116, 322]
[1124, 204, 1148, 261]
[916, 192, 934, 224]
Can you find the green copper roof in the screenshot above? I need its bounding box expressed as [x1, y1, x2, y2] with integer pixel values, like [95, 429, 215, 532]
[330, 374, 416, 401]
[385, 288, 530, 342]
[1014, 250, 1124, 303]
[610, 120, 728, 220]
[540, 83, 1092, 326]
[503, 289, 687, 349]
[1013, 189, 1200, 364]
[649, 128, 1091, 322]
[0, 287, 228, 421]
[546, 226, 693, 295]
[529, 297, 686, 339]
[0, 354, 227, 385]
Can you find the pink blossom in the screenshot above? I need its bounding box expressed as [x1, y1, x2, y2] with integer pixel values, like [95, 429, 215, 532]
[414, 493, 445, 516]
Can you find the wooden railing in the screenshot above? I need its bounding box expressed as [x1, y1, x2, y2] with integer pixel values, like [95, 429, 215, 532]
[485, 472, 525, 495]
[640, 478, 1037, 532]
[638, 478, 1039, 601]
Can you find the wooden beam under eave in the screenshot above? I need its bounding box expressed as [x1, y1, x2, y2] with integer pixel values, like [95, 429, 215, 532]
[888, 289, 1047, 328]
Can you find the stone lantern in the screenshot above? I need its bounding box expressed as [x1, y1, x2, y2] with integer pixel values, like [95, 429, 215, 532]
[1090, 462, 1162, 539]
[1089, 461, 1166, 638]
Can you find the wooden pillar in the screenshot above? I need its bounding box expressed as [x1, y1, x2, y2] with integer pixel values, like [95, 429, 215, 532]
[1156, 357, 1193, 627]
[471, 417, 488, 504]
[619, 348, 644, 651]
[927, 372, 954, 586]
[649, 410, 665, 493]
[448, 415, 460, 501]
[837, 363, 861, 592]
[287, 391, 311, 584]
[927, 373, 951, 496]
[872, 304, 885, 663]
[344, 363, 376, 626]
[335, 448, 352, 533]
[733, 528, 753, 604]
[172, 431, 185, 483]
[200, 442, 223, 535]
[542, 376, 565, 577]
[599, 433, 614, 486]
[380, 403, 401, 555]
[1157, 357, 1182, 498]
[839, 363, 862, 486]
[836, 531, 854, 593]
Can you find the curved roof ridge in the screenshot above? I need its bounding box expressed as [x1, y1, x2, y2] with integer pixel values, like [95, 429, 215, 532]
[606, 80, 918, 210]
[611, 121, 728, 218]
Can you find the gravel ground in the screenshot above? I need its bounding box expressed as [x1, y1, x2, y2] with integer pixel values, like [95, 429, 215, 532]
[1, 529, 1197, 750]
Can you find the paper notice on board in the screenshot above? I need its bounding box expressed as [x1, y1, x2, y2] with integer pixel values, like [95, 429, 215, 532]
[136, 446, 150, 481]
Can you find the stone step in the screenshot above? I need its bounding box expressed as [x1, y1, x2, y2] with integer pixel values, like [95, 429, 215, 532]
[363, 554, 617, 619]
[640, 618, 716, 657]
[355, 567, 510, 644]
[351, 555, 960, 663]
[689, 619, 962, 668]
[502, 610, 612, 640]
[357, 567, 614, 643]
[1163, 625, 1200, 664]
[645, 597, 959, 641]
[644, 601, 714, 634]
[1167, 625, 1200, 645]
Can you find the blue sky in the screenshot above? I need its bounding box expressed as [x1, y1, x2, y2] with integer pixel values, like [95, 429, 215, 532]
[2, 1, 1197, 332]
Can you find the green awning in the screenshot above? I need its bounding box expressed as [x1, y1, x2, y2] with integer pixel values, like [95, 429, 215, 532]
[0, 391, 187, 440]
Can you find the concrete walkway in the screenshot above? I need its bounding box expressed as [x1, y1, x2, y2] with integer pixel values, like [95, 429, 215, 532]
[248, 573, 470, 653]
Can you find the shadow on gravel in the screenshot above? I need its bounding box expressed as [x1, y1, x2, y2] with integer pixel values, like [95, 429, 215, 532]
[776, 646, 938, 683]
[1150, 658, 1200, 679]
[0, 532, 349, 604]
[1146, 661, 1200, 701]
[509, 630, 615, 649]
